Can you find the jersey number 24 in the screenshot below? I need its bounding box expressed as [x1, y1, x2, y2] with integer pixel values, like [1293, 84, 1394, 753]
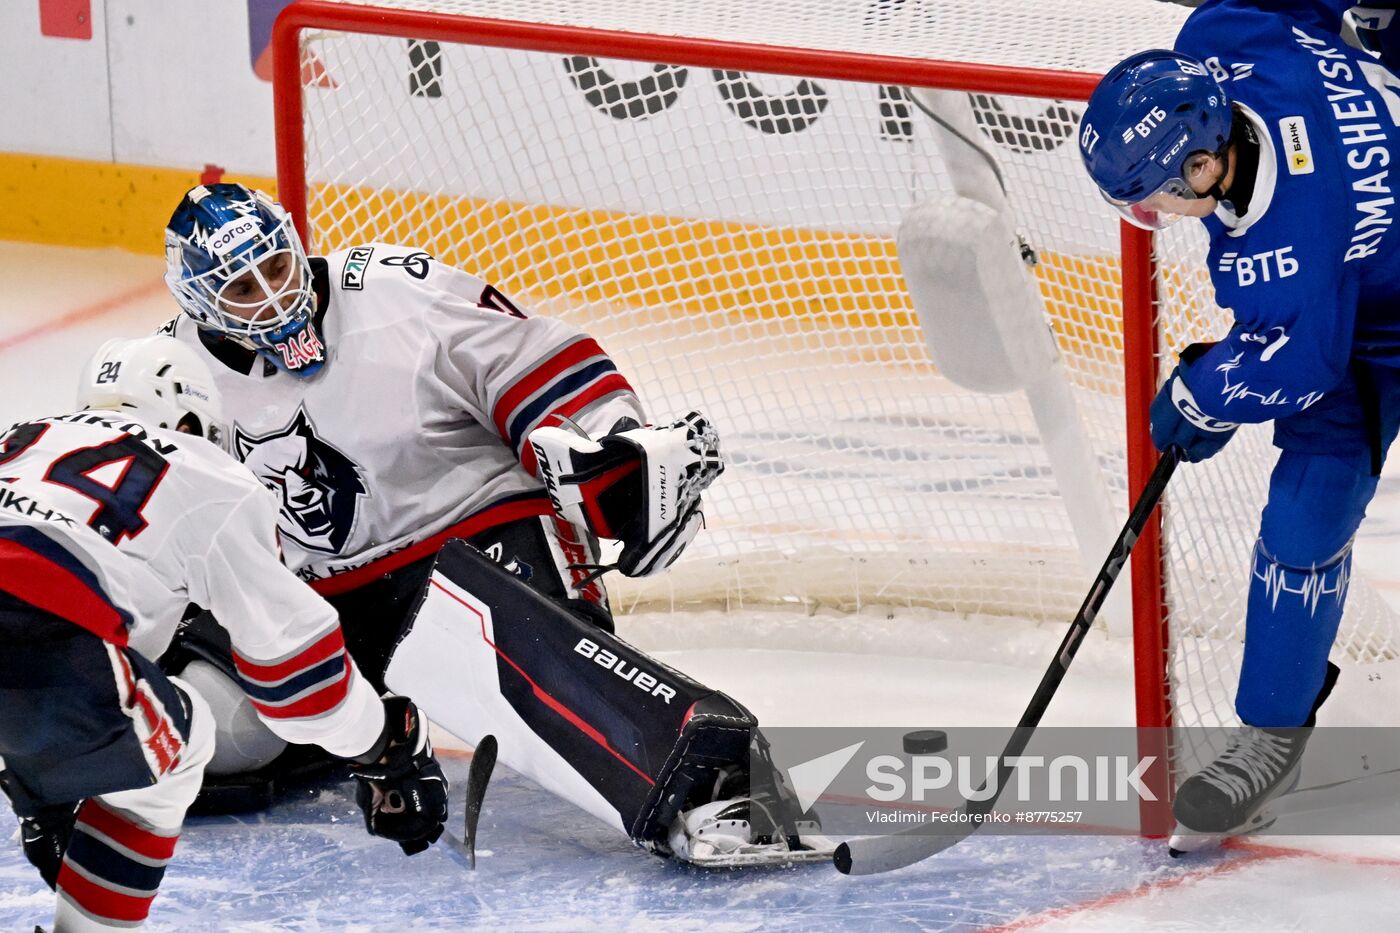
[0, 423, 169, 544]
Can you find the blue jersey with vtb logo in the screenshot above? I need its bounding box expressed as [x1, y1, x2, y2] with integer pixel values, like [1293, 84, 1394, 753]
[1172, 0, 1400, 423]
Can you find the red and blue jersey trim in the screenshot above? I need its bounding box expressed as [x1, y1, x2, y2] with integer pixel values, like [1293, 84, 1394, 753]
[0, 524, 133, 643]
[492, 337, 635, 471]
[307, 491, 554, 597]
[232, 625, 353, 721]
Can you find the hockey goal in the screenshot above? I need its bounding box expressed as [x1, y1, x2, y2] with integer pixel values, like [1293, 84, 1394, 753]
[271, 0, 1400, 825]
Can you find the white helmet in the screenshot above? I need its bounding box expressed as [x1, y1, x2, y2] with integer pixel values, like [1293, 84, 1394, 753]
[76, 335, 228, 450]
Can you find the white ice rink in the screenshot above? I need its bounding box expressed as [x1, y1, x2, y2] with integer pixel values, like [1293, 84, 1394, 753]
[3, 242, 1400, 930]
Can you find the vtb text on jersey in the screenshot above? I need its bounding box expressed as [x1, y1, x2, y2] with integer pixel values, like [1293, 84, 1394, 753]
[1172, 0, 1400, 424]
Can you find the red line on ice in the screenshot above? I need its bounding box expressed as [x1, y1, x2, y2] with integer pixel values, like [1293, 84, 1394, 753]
[973, 847, 1282, 933]
[975, 837, 1400, 932]
[0, 279, 167, 354]
[1229, 837, 1400, 868]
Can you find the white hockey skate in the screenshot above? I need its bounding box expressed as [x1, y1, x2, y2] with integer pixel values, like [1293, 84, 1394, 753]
[1167, 725, 1306, 857]
[668, 797, 838, 868]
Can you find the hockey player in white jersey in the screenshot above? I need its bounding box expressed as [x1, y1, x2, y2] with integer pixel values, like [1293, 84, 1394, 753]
[158, 183, 827, 865]
[0, 337, 448, 931]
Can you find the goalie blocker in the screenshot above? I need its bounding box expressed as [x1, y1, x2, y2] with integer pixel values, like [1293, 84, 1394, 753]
[385, 539, 754, 851]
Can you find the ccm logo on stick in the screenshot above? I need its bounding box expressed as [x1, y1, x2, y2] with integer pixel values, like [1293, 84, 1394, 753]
[575, 638, 678, 703]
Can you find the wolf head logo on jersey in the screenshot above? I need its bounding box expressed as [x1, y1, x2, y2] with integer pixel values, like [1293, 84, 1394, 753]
[232, 407, 367, 554]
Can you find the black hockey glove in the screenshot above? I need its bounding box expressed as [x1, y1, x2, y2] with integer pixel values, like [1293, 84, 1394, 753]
[348, 696, 449, 855]
[18, 802, 80, 890]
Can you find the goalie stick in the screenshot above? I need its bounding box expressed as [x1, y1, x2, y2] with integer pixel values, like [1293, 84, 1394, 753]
[463, 735, 497, 870]
[833, 447, 1181, 876]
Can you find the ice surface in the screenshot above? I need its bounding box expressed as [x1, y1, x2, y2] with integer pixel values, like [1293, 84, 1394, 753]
[5, 751, 1375, 933]
[4, 730, 1398, 931]
[4, 243, 1400, 930]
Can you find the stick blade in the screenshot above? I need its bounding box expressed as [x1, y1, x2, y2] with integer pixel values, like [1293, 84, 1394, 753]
[833, 825, 973, 876]
[463, 734, 498, 870]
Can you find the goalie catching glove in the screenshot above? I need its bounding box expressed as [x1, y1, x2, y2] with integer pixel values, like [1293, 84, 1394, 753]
[529, 411, 724, 577]
[348, 696, 449, 855]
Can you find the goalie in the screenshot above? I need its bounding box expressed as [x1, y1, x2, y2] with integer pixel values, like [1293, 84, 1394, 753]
[154, 183, 828, 865]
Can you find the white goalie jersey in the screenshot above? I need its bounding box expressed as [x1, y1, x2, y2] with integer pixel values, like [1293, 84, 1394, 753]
[0, 413, 383, 756]
[164, 243, 646, 594]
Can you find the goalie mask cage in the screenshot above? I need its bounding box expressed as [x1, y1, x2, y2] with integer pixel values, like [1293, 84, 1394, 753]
[272, 0, 1400, 833]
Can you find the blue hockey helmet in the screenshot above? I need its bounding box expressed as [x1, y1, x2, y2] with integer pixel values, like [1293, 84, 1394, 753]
[164, 184, 325, 377]
[1078, 49, 1233, 230]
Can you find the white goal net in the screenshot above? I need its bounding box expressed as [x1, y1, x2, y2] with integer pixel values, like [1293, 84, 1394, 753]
[274, 0, 1400, 799]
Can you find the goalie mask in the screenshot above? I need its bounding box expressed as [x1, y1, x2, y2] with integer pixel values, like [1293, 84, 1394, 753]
[164, 184, 325, 377]
[77, 335, 229, 451]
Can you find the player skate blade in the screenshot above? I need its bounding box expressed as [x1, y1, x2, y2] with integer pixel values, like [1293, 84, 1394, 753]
[1167, 828, 1221, 857]
[686, 818, 838, 869]
[1167, 810, 1277, 857]
[682, 842, 837, 869]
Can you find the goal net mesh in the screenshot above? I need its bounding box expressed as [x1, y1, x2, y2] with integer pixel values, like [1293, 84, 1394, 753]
[282, 0, 1400, 771]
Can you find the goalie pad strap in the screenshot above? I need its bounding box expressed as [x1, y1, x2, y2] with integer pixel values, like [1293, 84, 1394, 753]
[633, 694, 755, 846]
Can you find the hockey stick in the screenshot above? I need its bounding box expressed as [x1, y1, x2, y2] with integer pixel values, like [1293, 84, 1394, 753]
[834, 446, 1181, 876]
[463, 734, 498, 869]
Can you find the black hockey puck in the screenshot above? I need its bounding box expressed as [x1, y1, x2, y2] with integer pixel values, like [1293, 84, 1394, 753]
[902, 730, 948, 755]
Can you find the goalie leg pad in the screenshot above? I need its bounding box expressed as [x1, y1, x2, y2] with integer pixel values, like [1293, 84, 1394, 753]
[384, 539, 755, 847]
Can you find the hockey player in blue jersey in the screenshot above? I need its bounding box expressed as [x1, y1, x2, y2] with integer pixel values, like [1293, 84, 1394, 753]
[1080, 1, 1400, 849]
